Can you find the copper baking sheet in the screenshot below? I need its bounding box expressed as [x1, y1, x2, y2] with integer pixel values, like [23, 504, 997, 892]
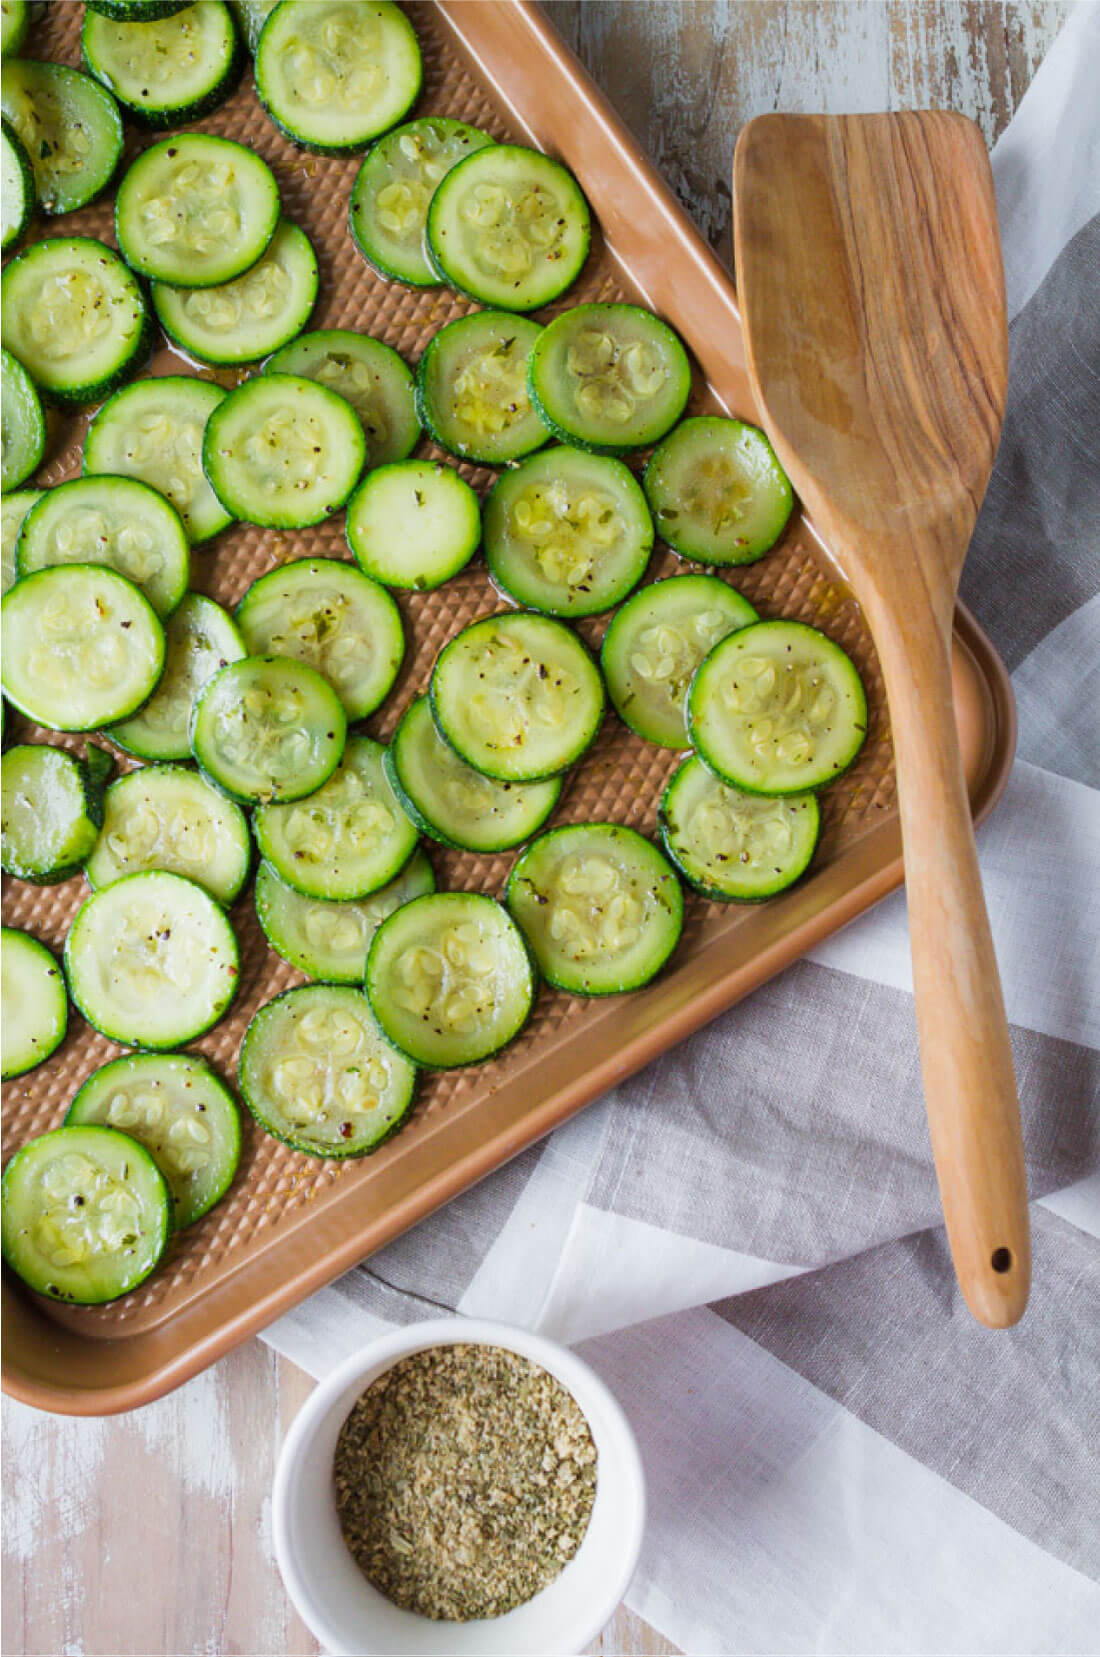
[1, 0, 1016, 1415]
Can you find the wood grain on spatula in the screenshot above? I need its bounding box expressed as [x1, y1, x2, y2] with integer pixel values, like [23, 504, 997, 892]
[733, 112, 1030, 1328]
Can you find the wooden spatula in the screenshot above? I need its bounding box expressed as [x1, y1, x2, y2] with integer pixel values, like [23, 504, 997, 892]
[733, 112, 1029, 1328]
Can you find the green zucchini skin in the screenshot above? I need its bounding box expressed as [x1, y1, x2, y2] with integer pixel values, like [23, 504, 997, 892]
[86, 1, 191, 19]
[1, 117, 34, 250]
[82, 1, 244, 128]
[1, 741, 113, 884]
[1, 2, 30, 56]
[0, 345, 45, 492]
[1, 237, 152, 408]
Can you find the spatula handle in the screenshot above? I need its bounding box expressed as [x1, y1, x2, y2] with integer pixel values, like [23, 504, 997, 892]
[874, 606, 1030, 1327]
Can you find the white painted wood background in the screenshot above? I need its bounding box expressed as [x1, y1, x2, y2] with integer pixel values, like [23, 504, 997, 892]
[1, 4, 1071, 1653]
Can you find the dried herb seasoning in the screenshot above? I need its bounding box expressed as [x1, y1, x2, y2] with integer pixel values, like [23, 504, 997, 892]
[333, 1342, 598, 1621]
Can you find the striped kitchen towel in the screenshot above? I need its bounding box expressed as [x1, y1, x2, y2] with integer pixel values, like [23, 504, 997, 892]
[265, 6, 1100, 1651]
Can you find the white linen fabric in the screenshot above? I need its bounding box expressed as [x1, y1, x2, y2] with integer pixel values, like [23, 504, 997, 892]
[265, 8, 1100, 1650]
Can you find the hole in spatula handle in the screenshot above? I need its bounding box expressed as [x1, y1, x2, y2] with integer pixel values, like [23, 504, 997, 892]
[991, 1248, 1013, 1273]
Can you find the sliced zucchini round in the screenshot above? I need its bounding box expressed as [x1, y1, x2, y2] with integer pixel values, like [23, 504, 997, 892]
[659, 755, 820, 902]
[110, 592, 245, 762]
[191, 655, 346, 806]
[386, 696, 560, 854]
[430, 611, 605, 783]
[239, 983, 417, 1159]
[66, 1052, 241, 1230]
[153, 218, 318, 367]
[1, 927, 67, 1079]
[1, 117, 33, 250]
[484, 446, 652, 618]
[85, 764, 251, 905]
[115, 132, 279, 287]
[1, 2, 30, 56]
[1, 346, 44, 492]
[345, 460, 480, 591]
[1, 236, 151, 408]
[689, 619, 868, 795]
[2, 742, 109, 884]
[202, 373, 366, 529]
[349, 116, 493, 287]
[263, 328, 419, 472]
[82, 1, 242, 127]
[255, 0, 421, 156]
[84, 376, 234, 545]
[0, 59, 123, 215]
[426, 144, 590, 312]
[506, 822, 683, 996]
[415, 310, 546, 466]
[366, 892, 536, 1069]
[66, 869, 240, 1047]
[17, 475, 190, 618]
[254, 733, 417, 902]
[1, 1125, 170, 1304]
[86, 1, 191, 19]
[255, 846, 435, 984]
[1, 565, 165, 732]
[229, 0, 278, 54]
[236, 557, 403, 720]
[600, 574, 758, 749]
[2, 488, 42, 596]
[528, 303, 691, 454]
[645, 416, 794, 565]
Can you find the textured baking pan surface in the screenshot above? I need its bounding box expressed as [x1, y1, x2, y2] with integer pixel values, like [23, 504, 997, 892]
[1, 1, 1015, 1413]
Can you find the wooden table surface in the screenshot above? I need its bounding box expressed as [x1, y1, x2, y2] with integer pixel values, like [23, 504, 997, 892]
[1, 4, 1069, 1654]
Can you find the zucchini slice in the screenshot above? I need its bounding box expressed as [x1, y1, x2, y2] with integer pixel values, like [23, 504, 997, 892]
[1, 927, 67, 1079]
[240, 983, 418, 1159]
[600, 574, 758, 749]
[17, 475, 190, 618]
[236, 557, 403, 720]
[86, 1, 191, 18]
[1, 2, 30, 56]
[264, 328, 419, 472]
[659, 755, 820, 902]
[484, 446, 652, 618]
[426, 144, 591, 312]
[645, 416, 794, 565]
[366, 892, 536, 1069]
[229, 0, 278, 53]
[689, 619, 868, 795]
[2, 488, 43, 595]
[255, 846, 435, 984]
[85, 764, 251, 905]
[111, 592, 245, 762]
[1, 565, 165, 732]
[349, 116, 493, 287]
[82, 1, 242, 127]
[528, 303, 691, 454]
[255, 0, 421, 156]
[506, 822, 683, 996]
[415, 310, 546, 466]
[66, 869, 240, 1047]
[153, 218, 318, 367]
[2, 742, 110, 884]
[0, 59, 122, 215]
[84, 376, 234, 545]
[190, 655, 346, 805]
[385, 696, 560, 854]
[1, 117, 33, 250]
[345, 460, 481, 591]
[430, 611, 605, 783]
[66, 1052, 241, 1230]
[202, 373, 366, 529]
[1, 1125, 170, 1304]
[1, 237, 151, 408]
[254, 733, 417, 901]
[1, 346, 45, 492]
[115, 132, 279, 287]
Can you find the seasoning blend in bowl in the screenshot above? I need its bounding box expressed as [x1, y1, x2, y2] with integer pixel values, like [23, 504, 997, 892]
[272, 1318, 646, 1657]
[333, 1344, 598, 1620]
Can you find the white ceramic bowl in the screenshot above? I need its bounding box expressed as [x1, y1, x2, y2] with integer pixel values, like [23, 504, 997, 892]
[272, 1316, 646, 1656]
